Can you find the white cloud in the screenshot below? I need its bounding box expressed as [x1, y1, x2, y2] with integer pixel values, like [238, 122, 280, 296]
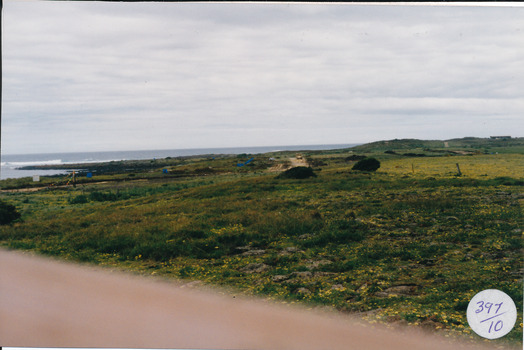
[2, 2, 523, 154]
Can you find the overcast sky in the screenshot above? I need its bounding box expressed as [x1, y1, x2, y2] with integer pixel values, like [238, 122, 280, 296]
[2, 2, 523, 154]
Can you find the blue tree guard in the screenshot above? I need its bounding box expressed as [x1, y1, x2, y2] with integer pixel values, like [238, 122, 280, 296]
[237, 158, 254, 167]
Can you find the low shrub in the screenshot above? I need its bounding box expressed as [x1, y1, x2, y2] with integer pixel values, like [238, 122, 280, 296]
[0, 200, 21, 225]
[89, 191, 119, 202]
[352, 158, 381, 172]
[492, 177, 524, 186]
[300, 219, 367, 248]
[69, 194, 89, 204]
[277, 166, 317, 179]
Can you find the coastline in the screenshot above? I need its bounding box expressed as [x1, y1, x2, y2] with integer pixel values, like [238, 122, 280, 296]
[1, 143, 358, 180]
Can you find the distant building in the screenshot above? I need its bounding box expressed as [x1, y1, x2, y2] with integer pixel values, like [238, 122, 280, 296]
[490, 136, 511, 140]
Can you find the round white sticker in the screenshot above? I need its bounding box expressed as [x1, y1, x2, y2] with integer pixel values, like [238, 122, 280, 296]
[467, 289, 517, 339]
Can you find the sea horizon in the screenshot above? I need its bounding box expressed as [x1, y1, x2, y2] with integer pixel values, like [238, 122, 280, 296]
[1, 143, 359, 180]
[1, 143, 359, 158]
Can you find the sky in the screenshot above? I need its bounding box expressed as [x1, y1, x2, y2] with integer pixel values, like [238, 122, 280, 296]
[2, 1, 523, 155]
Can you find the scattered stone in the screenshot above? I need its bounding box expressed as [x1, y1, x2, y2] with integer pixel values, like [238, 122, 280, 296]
[292, 271, 313, 279]
[282, 278, 301, 285]
[271, 275, 290, 283]
[371, 214, 387, 220]
[298, 234, 314, 240]
[375, 285, 418, 298]
[235, 246, 252, 252]
[354, 308, 382, 318]
[462, 253, 475, 261]
[307, 259, 332, 269]
[284, 246, 300, 253]
[386, 315, 409, 327]
[331, 284, 346, 291]
[510, 267, 524, 278]
[241, 249, 266, 256]
[278, 246, 303, 256]
[241, 263, 270, 273]
[313, 271, 336, 277]
[420, 316, 445, 331]
[295, 287, 312, 295]
[357, 283, 369, 293]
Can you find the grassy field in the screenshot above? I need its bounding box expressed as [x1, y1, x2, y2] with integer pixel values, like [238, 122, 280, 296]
[1, 138, 522, 347]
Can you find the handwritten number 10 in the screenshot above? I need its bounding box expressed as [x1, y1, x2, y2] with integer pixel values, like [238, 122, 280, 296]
[488, 320, 503, 333]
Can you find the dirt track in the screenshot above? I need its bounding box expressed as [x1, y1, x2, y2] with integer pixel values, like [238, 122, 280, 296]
[289, 156, 308, 167]
[0, 248, 499, 349]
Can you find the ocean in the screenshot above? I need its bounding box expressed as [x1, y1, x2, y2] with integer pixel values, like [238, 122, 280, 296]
[0, 144, 358, 180]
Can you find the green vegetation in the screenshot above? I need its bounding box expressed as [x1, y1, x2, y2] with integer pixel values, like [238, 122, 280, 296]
[1, 137, 522, 347]
[350, 137, 524, 154]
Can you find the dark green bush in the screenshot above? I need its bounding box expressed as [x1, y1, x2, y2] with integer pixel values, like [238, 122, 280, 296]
[352, 157, 381, 172]
[492, 177, 524, 186]
[277, 166, 317, 179]
[300, 219, 367, 248]
[0, 200, 21, 225]
[69, 194, 89, 204]
[89, 191, 119, 202]
[345, 155, 367, 161]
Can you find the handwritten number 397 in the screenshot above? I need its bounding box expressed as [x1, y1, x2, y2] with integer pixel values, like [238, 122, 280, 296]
[476, 301, 503, 314]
